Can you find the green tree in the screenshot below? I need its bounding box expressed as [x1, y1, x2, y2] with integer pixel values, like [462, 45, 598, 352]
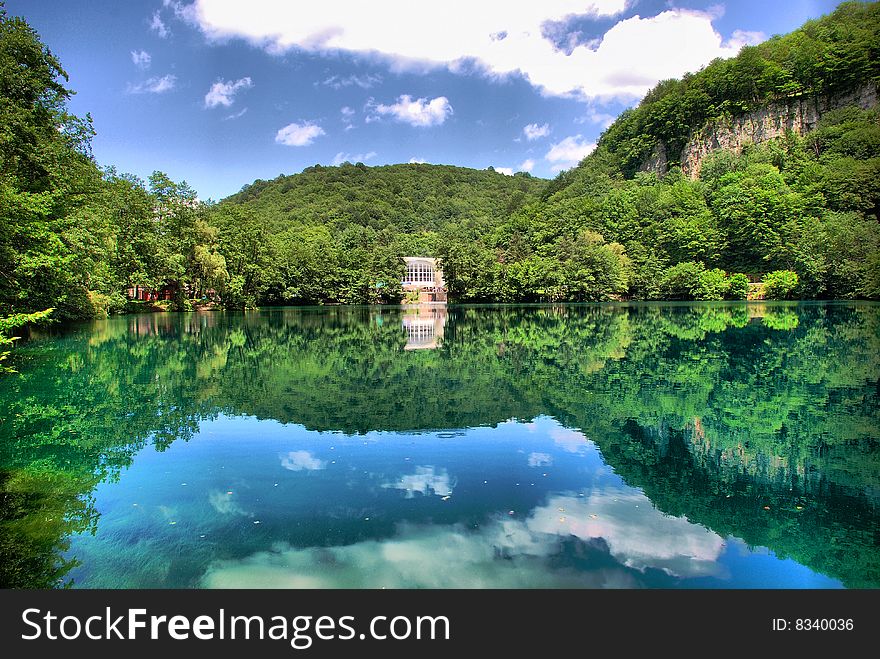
[658, 262, 706, 300]
[0, 6, 104, 319]
[712, 164, 804, 273]
[214, 205, 273, 309]
[726, 273, 750, 300]
[763, 270, 799, 299]
[695, 268, 729, 301]
[557, 230, 630, 301]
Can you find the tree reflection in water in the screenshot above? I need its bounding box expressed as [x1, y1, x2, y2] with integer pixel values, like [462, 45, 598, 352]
[0, 302, 877, 587]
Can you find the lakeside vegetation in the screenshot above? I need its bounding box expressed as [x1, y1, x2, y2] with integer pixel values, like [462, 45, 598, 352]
[431, 1, 880, 302]
[1, 2, 879, 357]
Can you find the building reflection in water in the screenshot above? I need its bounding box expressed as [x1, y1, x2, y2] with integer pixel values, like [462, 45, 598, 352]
[126, 310, 218, 337]
[402, 306, 447, 350]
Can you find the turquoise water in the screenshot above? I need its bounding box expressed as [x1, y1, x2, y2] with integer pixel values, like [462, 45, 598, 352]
[1, 303, 877, 588]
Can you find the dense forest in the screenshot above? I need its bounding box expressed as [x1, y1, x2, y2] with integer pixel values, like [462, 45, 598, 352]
[213, 164, 544, 307]
[1, 2, 880, 360]
[432, 0, 880, 303]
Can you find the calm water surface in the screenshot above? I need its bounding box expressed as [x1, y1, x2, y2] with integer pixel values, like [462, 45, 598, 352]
[1, 303, 877, 588]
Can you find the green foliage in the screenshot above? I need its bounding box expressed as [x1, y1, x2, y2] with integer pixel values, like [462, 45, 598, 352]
[212, 163, 544, 305]
[0, 308, 53, 373]
[656, 263, 757, 302]
[556, 230, 630, 301]
[763, 270, 800, 299]
[712, 164, 805, 272]
[435, 237, 497, 301]
[693, 268, 727, 301]
[0, 7, 104, 320]
[225, 162, 544, 234]
[806, 107, 880, 160]
[726, 273, 750, 300]
[658, 261, 706, 300]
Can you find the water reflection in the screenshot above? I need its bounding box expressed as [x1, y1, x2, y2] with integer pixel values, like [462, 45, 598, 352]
[200, 518, 660, 589]
[402, 305, 447, 350]
[280, 451, 326, 472]
[0, 303, 877, 588]
[382, 466, 454, 498]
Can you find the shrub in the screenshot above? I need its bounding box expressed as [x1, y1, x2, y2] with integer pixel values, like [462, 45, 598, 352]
[726, 273, 750, 300]
[762, 270, 799, 299]
[0, 309, 54, 374]
[695, 268, 728, 300]
[87, 291, 126, 317]
[658, 261, 706, 300]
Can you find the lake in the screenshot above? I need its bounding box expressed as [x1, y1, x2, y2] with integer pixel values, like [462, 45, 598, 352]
[1, 302, 877, 588]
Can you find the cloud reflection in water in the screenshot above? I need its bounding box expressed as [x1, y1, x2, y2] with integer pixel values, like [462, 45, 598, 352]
[280, 450, 327, 471]
[201, 487, 725, 588]
[382, 465, 454, 498]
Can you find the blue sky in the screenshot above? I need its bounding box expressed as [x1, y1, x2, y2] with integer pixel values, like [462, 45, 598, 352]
[8, 0, 844, 200]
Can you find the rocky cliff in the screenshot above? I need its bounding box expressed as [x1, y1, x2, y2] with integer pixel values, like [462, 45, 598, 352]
[642, 83, 879, 179]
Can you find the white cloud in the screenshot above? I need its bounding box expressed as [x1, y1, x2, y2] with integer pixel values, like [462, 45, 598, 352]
[164, 0, 199, 22]
[150, 10, 170, 38]
[369, 95, 452, 127]
[409, 157, 427, 164]
[332, 151, 377, 165]
[127, 74, 177, 94]
[204, 76, 253, 108]
[275, 121, 325, 147]
[523, 122, 550, 141]
[519, 158, 535, 172]
[201, 520, 638, 588]
[340, 105, 355, 130]
[527, 452, 553, 467]
[178, 1, 763, 100]
[728, 29, 766, 50]
[130, 49, 152, 69]
[526, 492, 726, 577]
[494, 167, 514, 176]
[280, 450, 326, 471]
[321, 73, 382, 90]
[382, 466, 453, 498]
[577, 107, 616, 128]
[545, 135, 596, 171]
[223, 107, 248, 121]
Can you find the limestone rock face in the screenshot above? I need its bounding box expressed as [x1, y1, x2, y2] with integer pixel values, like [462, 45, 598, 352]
[641, 84, 878, 179]
[641, 141, 668, 177]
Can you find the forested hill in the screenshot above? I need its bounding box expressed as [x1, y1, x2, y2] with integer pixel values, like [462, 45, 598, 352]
[224, 163, 545, 234]
[215, 1, 879, 307]
[202, 163, 546, 307]
[434, 1, 879, 304]
[567, 0, 880, 182]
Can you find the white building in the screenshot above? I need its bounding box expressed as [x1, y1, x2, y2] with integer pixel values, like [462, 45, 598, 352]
[401, 257, 446, 303]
